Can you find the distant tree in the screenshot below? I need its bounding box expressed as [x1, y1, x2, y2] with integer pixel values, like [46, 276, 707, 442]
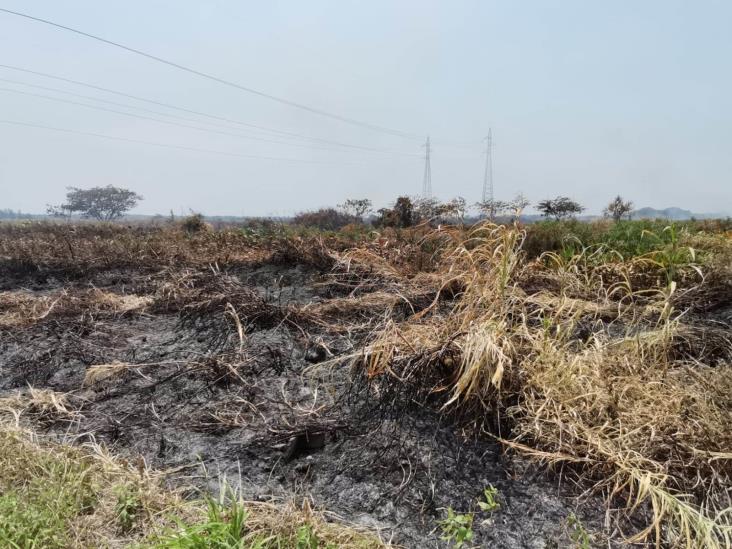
[46, 204, 73, 219]
[476, 199, 510, 220]
[509, 192, 531, 218]
[375, 208, 392, 227]
[377, 196, 415, 228]
[603, 195, 634, 222]
[413, 197, 442, 223]
[50, 185, 142, 221]
[392, 196, 415, 227]
[438, 196, 467, 226]
[338, 198, 372, 222]
[537, 196, 585, 220]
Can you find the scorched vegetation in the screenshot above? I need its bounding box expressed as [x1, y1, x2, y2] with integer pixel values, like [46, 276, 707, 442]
[0, 217, 730, 548]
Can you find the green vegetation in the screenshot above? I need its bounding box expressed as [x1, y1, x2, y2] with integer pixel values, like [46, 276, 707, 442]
[477, 486, 500, 514]
[0, 423, 385, 549]
[566, 514, 591, 549]
[523, 217, 731, 260]
[0, 428, 100, 549]
[438, 508, 474, 548]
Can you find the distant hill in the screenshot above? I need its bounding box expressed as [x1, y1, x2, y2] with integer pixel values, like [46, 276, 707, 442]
[631, 207, 729, 220]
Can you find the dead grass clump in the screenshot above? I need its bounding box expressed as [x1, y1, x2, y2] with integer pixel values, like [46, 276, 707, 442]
[242, 498, 388, 548]
[0, 388, 79, 424]
[272, 235, 337, 270]
[360, 221, 732, 547]
[83, 361, 139, 387]
[0, 288, 151, 327]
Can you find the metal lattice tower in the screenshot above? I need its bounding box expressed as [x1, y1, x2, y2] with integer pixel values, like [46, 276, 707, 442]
[422, 136, 432, 198]
[482, 129, 493, 203]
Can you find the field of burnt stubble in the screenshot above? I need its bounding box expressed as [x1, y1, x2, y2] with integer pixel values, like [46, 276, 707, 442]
[0, 219, 730, 548]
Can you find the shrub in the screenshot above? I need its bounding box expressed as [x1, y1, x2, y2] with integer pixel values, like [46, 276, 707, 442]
[375, 196, 415, 228]
[180, 213, 208, 234]
[292, 208, 355, 231]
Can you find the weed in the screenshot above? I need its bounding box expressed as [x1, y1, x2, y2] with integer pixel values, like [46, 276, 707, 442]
[0, 493, 69, 549]
[295, 524, 318, 549]
[116, 483, 143, 533]
[477, 485, 500, 514]
[438, 507, 474, 548]
[566, 513, 591, 549]
[151, 496, 252, 548]
[295, 524, 336, 549]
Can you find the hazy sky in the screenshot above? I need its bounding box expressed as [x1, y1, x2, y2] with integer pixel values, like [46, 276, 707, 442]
[1, 1, 730, 216]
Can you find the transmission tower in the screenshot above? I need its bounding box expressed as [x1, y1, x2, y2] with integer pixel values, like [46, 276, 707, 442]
[422, 136, 432, 198]
[482, 129, 493, 203]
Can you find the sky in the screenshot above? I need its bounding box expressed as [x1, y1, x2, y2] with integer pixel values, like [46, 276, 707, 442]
[0, 1, 730, 217]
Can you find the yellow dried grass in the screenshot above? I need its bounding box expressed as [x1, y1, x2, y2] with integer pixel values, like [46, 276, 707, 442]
[361, 221, 732, 547]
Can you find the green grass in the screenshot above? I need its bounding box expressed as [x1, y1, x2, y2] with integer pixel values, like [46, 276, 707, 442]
[145, 497, 342, 549]
[0, 424, 385, 549]
[0, 430, 97, 549]
[523, 218, 731, 261]
[145, 497, 255, 549]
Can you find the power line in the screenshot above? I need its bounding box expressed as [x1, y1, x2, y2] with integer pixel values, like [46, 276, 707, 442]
[0, 64, 416, 153]
[0, 7, 423, 139]
[0, 76, 263, 132]
[0, 118, 418, 165]
[0, 86, 421, 157]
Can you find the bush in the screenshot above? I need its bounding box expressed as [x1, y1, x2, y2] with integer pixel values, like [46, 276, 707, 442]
[292, 208, 355, 231]
[180, 213, 209, 234]
[375, 197, 415, 228]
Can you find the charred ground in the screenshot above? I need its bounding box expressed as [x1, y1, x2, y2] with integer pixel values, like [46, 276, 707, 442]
[1, 220, 730, 548]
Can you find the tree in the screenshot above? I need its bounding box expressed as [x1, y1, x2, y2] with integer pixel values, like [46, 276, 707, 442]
[509, 192, 531, 219]
[537, 196, 585, 220]
[338, 198, 372, 222]
[376, 196, 415, 228]
[438, 197, 467, 226]
[475, 199, 510, 220]
[392, 196, 415, 227]
[413, 197, 442, 223]
[603, 195, 634, 222]
[46, 204, 73, 219]
[50, 185, 142, 221]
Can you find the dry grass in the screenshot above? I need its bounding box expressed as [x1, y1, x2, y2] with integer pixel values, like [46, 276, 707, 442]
[361, 222, 732, 548]
[0, 388, 79, 424]
[0, 288, 151, 328]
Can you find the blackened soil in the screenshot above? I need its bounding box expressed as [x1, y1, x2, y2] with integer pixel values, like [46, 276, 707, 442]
[0, 263, 612, 548]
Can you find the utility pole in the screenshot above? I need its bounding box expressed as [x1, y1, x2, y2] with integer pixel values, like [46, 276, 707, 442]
[422, 136, 432, 198]
[482, 129, 493, 204]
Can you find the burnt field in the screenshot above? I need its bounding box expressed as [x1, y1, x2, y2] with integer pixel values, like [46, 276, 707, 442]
[0, 221, 731, 548]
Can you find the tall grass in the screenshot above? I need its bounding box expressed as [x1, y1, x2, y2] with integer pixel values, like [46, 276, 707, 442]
[362, 221, 732, 547]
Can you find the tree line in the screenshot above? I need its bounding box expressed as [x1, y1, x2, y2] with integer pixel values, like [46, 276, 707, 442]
[35, 185, 634, 226]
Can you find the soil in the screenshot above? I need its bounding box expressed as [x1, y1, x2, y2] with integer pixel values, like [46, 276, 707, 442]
[0, 260, 616, 548]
